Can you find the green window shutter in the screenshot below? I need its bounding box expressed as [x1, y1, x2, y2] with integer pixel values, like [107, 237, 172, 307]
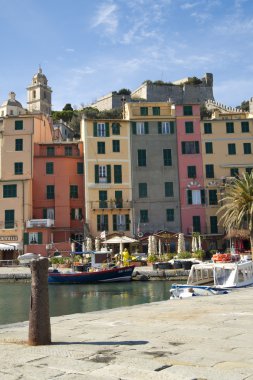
[195, 141, 199, 153]
[23, 232, 29, 245]
[95, 165, 99, 183]
[210, 216, 218, 234]
[125, 215, 130, 230]
[113, 215, 117, 231]
[97, 215, 101, 231]
[93, 122, 97, 137]
[71, 208, 75, 220]
[144, 122, 149, 134]
[105, 122, 110, 137]
[38, 232, 43, 244]
[107, 165, 111, 183]
[15, 120, 23, 130]
[115, 191, 123, 208]
[114, 165, 122, 183]
[43, 208, 47, 218]
[158, 122, 162, 134]
[132, 122, 136, 135]
[182, 142, 186, 154]
[170, 122, 175, 134]
[201, 189, 205, 204]
[187, 190, 192, 204]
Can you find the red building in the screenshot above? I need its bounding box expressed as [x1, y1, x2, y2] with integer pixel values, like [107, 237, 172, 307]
[24, 142, 84, 256]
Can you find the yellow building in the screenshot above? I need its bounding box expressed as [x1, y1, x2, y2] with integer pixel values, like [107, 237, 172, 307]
[0, 113, 53, 259]
[201, 109, 253, 250]
[81, 117, 132, 237]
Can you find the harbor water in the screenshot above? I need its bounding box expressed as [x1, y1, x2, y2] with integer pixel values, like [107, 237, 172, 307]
[0, 281, 171, 325]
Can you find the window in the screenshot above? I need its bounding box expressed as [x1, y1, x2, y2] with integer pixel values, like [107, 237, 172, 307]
[97, 214, 108, 231]
[205, 142, 213, 154]
[15, 120, 23, 130]
[47, 147, 55, 157]
[14, 162, 23, 175]
[226, 122, 234, 133]
[228, 143, 236, 155]
[28, 232, 40, 244]
[138, 149, 146, 166]
[71, 208, 83, 220]
[140, 107, 148, 116]
[165, 182, 174, 197]
[97, 142, 105, 154]
[181, 141, 199, 154]
[132, 122, 148, 135]
[70, 185, 78, 199]
[152, 107, 160, 116]
[166, 209, 174, 222]
[163, 149, 172, 166]
[241, 121, 249, 133]
[93, 122, 109, 137]
[246, 167, 253, 174]
[43, 208, 55, 220]
[183, 105, 193, 116]
[5, 210, 15, 229]
[185, 121, 194, 133]
[230, 168, 239, 177]
[140, 210, 148, 223]
[113, 214, 130, 231]
[15, 139, 23, 151]
[187, 166, 196, 178]
[244, 143, 251, 154]
[46, 185, 55, 199]
[193, 216, 201, 233]
[210, 216, 218, 234]
[114, 165, 122, 183]
[46, 162, 54, 174]
[95, 165, 111, 183]
[33, 90, 36, 99]
[139, 183, 147, 198]
[158, 121, 175, 134]
[65, 146, 72, 156]
[115, 191, 123, 208]
[205, 164, 214, 178]
[112, 140, 120, 152]
[204, 123, 212, 134]
[187, 189, 205, 205]
[99, 190, 107, 208]
[209, 189, 218, 205]
[77, 162, 83, 174]
[112, 122, 120, 135]
[3, 185, 17, 198]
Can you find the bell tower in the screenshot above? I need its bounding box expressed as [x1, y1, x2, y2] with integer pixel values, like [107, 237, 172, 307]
[27, 67, 52, 114]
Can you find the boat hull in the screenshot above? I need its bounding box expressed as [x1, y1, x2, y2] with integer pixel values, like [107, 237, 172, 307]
[48, 265, 135, 284]
[170, 284, 229, 299]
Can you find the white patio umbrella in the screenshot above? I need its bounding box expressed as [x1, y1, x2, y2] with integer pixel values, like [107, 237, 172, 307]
[148, 236, 153, 255]
[158, 239, 162, 255]
[192, 236, 197, 252]
[198, 235, 202, 250]
[151, 235, 157, 254]
[86, 237, 93, 251]
[177, 233, 185, 254]
[82, 242, 86, 252]
[103, 235, 137, 254]
[95, 237, 101, 251]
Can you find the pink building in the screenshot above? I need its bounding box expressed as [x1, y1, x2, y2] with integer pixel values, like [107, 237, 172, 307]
[176, 104, 206, 238]
[24, 142, 84, 256]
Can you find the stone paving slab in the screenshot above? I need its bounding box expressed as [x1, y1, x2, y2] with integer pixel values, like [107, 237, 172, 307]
[0, 288, 253, 379]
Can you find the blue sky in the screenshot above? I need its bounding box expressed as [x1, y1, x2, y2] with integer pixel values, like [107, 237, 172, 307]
[0, 0, 253, 110]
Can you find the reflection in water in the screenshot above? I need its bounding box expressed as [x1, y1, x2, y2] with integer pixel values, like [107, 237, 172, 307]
[0, 281, 171, 325]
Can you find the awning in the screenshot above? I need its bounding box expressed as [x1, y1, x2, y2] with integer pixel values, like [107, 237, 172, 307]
[0, 243, 20, 251]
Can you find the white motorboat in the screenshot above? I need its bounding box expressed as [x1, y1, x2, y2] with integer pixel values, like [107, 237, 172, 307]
[170, 260, 253, 299]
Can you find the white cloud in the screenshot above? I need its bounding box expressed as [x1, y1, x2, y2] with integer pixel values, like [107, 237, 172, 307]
[92, 2, 118, 34]
[181, 2, 200, 10]
[65, 48, 75, 53]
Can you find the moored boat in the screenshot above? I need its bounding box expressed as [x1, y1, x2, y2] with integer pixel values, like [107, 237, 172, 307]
[170, 259, 253, 299]
[48, 265, 135, 284]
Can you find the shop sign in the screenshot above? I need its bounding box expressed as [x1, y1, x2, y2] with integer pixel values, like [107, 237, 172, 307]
[0, 236, 18, 241]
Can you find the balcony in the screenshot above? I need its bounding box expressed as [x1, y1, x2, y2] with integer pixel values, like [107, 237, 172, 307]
[91, 200, 132, 210]
[26, 219, 54, 228]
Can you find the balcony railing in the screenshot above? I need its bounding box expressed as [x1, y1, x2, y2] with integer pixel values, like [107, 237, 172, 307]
[91, 200, 132, 210]
[26, 219, 54, 228]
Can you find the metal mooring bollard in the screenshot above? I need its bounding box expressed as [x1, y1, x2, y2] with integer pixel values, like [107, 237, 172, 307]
[28, 257, 51, 345]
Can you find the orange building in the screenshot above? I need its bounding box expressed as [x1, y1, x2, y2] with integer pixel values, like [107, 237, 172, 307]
[24, 142, 84, 256]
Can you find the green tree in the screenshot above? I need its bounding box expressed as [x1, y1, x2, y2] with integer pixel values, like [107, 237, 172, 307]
[218, 172, 253, 258]
[63, 103, 74, 111]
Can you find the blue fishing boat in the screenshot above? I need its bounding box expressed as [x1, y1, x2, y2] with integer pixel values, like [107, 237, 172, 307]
[48, 265, 135, 284]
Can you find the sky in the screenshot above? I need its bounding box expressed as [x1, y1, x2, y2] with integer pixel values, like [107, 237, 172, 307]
[0, 0, 253, 110]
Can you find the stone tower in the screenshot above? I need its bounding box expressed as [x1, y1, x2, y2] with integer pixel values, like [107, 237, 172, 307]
[27, 67, 52, 114]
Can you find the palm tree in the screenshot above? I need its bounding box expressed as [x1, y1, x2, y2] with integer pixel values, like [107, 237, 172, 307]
[218, 172, 253, 259]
